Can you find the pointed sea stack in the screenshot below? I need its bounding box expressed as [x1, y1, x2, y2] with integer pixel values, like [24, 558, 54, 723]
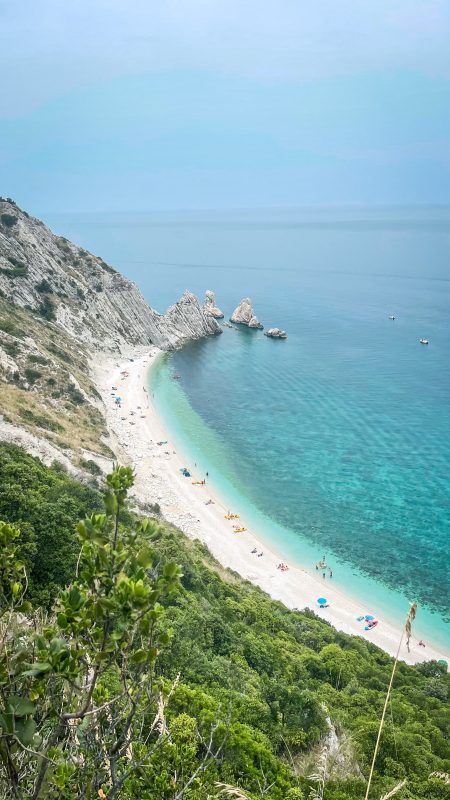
[203, 290, 224, 319]
[230, 298, 263, 329]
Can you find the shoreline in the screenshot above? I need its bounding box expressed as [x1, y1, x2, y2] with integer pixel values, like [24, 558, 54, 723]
[92, 347, 449, 666]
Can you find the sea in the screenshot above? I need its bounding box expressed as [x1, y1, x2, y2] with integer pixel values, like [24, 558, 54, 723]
[46, 206, 450, 651]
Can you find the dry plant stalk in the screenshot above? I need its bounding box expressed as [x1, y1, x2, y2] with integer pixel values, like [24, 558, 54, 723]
[364, 602, 417, 800]
[308, 742, 328, 800]
[215, 782, 252, 799]
[379, 778, 407, 799]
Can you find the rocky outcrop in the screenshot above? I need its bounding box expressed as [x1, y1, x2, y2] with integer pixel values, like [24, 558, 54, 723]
[165, 291, 221, 345]
[264, 327, 287, 339]
[203, 290, 224, 319]
[230, 298, 263, 329]
[0, 199, 221, 352]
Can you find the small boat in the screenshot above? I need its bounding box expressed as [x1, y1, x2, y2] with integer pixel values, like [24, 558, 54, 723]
[388, 315, 395, 320]
[224, 513, 239, 520]
[233, 526, 247, 533]
[172, 374, 182, 380]
[420, 338, 429, 345]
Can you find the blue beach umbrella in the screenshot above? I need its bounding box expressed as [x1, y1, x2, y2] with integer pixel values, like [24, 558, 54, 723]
[364, 615, 375, 621]
[317, 597, 327, 605]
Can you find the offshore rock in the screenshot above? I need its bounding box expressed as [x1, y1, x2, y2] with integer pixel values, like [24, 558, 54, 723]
[264, 327, 287, 339]
[0, 199, 221, 352]
[203, 290, 224, 319]
[230, 298, 263, 329]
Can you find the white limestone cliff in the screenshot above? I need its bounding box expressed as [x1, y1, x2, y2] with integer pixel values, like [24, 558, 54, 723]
[230, 297, 263, 329]
[0, 200, 221, 352]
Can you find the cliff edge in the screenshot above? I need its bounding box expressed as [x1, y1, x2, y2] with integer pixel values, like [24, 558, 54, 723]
[0, 199, 220, 352]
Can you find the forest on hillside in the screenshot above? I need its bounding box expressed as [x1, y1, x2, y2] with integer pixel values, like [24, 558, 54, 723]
[0, 443, 448, 800]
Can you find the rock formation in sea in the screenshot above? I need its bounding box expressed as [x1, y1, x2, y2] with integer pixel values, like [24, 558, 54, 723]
[0, 199, 221, 352]
[203, 290, 224, 319]
[264, 327, 287, 339]
[230, 298, 263, 329]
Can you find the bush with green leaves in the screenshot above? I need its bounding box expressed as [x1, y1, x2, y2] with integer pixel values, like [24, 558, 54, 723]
[36, 295, 56, 321]
[79, 457, 102, 475]
[0, 465, 184, 798]
[0, 213, 18, 228]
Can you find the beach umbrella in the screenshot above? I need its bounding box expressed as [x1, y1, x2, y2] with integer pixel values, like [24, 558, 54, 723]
[317, 597, 327, 605]
[364, 615, 375, 621]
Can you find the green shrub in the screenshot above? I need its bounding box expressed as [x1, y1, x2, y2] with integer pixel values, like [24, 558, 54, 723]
[47, 343, 73, 363]
[2, 341, 19, 357]
[35, 278, 53, 294]
[0, 213, 18, 227]
[18, 407, 64, 432]
[28, 354, 49, 365]
[0, 258, 28, 278]
[37, 295, 56, 321]
[99, 259, 117, 274]
[0, 318, 17, 334]
[65, 383, 85, 405]
[24, 368, 42, 385]
[79, 458, 102, 475]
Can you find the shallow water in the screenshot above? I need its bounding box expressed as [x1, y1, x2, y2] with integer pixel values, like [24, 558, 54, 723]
[47, 206, 450, 649]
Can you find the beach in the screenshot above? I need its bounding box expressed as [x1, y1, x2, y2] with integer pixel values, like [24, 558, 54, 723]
[92, 347, 449, 666]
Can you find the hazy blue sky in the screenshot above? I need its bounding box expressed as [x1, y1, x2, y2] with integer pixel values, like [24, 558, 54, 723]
[1, 1, 449, 212]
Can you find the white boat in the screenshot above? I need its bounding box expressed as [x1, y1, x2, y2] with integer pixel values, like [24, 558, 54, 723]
[420, 338, 429, 345]
[388, 315, 395, 320]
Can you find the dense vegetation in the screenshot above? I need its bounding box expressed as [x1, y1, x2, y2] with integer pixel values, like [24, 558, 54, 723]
[0, 443, 448, 799]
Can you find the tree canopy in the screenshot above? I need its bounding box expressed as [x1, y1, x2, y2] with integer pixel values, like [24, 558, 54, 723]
[0, 443, 448, 799]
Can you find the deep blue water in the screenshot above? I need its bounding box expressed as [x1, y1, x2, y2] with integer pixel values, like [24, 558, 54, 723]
[46, 207, 450, 647]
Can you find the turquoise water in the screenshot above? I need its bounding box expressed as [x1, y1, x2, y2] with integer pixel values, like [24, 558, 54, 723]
[47, 207, 450, 650]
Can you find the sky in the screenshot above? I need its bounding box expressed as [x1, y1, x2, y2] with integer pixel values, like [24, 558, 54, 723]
[0, 0, 449, 213]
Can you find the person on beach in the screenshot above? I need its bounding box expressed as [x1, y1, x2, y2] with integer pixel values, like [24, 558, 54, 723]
[322, 572, 326, 579]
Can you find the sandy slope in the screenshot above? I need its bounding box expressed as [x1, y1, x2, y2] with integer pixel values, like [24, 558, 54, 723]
[92, 349, 448, 666]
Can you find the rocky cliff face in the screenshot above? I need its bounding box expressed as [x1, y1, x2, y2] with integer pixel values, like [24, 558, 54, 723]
[0, 199, 222, 468]
[203, 290, 224, 319]
[230, 297, 263, 329]
[0, 200, 221, 352]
